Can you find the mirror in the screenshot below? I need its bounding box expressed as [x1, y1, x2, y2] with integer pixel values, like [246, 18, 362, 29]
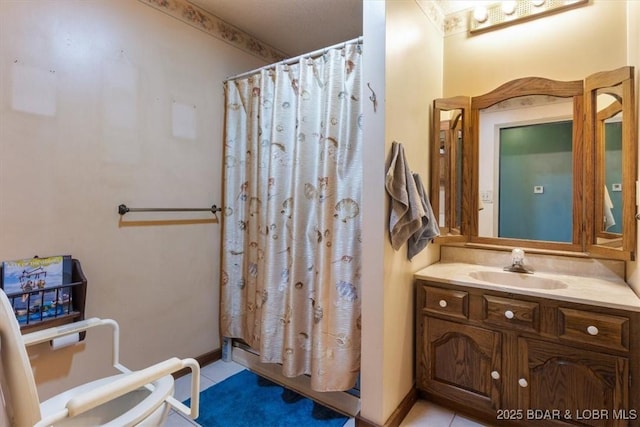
[433, 67, 636, 259]
[585, 67, 636, 259]
[595, 92, 622, 241]
[431, 96, 470, 242]
[476, 94, 576, 243]
[470, 77, 585, 252]
[437, 111, 462, 230]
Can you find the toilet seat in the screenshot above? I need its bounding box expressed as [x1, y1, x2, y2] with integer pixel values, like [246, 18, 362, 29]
[39, 374, 174, 426]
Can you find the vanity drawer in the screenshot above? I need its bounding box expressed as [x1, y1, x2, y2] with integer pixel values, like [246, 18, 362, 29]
[423, 286, 468, 319]
[559, 308, 629, 351]
[483, 295, 539, 332]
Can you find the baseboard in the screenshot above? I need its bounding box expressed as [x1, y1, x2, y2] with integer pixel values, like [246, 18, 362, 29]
[355, 387, 418, 427]
[384, 387, 418, 427]
[172, 348, 221, 379]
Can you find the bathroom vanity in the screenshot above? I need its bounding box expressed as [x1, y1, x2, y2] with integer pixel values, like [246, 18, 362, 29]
[414, 249, 640, 427]
[415, 67, 640, 426]
[420, 66, 640, 425]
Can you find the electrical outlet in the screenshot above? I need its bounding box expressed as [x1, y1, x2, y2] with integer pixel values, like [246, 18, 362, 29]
[480, 190, 493, 203]
[534, 186, 544, 194]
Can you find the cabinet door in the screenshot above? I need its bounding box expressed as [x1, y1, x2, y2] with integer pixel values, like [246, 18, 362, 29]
[421, 317, 501, 412]
[518, 338, 630, 427]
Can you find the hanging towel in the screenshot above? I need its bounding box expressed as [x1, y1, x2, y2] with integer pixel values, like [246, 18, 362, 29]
[385, 141, 436, 252]
[385, 142, 422, 249]
[408, 173, 440, 260]
[604, 184, 616, 230]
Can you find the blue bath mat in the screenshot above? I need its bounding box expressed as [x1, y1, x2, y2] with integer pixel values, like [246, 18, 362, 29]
[184, 369, 349, 427]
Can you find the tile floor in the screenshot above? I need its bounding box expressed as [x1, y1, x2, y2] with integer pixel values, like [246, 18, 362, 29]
[166, 360, 492, 427]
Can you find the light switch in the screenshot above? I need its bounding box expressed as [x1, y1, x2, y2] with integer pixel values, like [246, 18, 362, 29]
[612, 183, 622, 192]
[481, 190, 493, 203]
[534, 186, 544, 194]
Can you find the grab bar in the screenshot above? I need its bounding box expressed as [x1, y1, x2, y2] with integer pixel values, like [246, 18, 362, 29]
[118, 204, 222, 215]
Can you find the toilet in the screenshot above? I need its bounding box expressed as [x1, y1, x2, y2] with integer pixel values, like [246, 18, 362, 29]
[0, 289, 199, 426]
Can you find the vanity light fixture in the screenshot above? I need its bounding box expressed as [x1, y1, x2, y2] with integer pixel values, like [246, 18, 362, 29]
[469, 0, 588, 34]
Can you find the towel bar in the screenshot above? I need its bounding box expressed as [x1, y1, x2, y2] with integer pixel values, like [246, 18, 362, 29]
[118, 204, 222, 215]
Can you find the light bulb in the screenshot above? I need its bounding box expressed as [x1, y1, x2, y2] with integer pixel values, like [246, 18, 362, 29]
[502, 1, 517, 15]
[473, 6, 488, 23]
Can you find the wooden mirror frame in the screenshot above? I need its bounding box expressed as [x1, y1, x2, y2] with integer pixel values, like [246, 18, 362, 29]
[585, 66, 637, 260]
[468, 77, 584, 252]
[433, 67, 637, 260]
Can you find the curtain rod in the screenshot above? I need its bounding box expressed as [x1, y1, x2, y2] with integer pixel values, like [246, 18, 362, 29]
[225, 36, 363, 82]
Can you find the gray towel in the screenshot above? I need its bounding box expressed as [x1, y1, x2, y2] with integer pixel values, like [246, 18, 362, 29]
[408, 173, 440, 260]
[385, 141, 426, 250]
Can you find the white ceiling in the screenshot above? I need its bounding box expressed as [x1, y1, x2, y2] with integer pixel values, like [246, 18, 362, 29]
[188, 0, 364, 57]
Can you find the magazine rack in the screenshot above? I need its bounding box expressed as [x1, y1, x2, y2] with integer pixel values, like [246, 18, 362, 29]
[0, 258, 87, 333]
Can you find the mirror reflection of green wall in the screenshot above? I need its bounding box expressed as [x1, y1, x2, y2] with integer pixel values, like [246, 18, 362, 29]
[498, 121, 573, 242]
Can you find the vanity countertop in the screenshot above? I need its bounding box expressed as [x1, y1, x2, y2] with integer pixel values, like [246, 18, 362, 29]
[415, 262, 640, 312]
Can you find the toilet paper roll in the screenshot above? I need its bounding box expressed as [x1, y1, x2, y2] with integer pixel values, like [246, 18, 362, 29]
[50, 332, 80, 350]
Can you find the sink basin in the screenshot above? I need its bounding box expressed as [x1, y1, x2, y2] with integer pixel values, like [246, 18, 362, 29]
[468, 270, 568, 290]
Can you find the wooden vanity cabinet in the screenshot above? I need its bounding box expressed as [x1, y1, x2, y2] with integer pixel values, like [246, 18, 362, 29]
[416, 280, 640, 427]
[518, 337, 628, 427]
[422, 316, 502, 413]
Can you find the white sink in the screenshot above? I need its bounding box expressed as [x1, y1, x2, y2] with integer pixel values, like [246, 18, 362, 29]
[468, 270, 568, 290]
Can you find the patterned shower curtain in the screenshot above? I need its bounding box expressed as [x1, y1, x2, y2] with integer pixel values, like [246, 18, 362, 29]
[221, 43, 362, 392]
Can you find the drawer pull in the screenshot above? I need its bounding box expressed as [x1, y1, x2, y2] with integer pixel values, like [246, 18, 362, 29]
[518, 378, 528, 388]
[439, 299, 448, 308]
[587, 325, 599, 336]
[491, 371, 500, 380]
[504, 310, 514, 319]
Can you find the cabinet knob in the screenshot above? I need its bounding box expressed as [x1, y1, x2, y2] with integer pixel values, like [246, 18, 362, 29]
[587, 325, 599, 336]
[504, 310, 514, 319]
[491, 371, 500, 380]
[439, 299, 448, 308]
[518, 378, 528, 388]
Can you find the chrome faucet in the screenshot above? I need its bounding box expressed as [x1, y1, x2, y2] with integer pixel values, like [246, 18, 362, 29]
[504, 248, 534, 274]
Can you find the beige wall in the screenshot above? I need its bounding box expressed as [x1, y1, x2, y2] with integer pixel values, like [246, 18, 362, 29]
[444, 1, 628, 97]
[383, 0, 443, 418]
[626, 1, 640, 295]
[0, 0, 265, 399]
[361, 0, 443, 424]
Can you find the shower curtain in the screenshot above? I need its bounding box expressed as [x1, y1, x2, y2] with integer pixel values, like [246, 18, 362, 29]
[221, 42, 362, 392]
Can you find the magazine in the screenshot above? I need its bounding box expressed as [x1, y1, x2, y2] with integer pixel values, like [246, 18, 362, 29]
[2, 255, 72, 324]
